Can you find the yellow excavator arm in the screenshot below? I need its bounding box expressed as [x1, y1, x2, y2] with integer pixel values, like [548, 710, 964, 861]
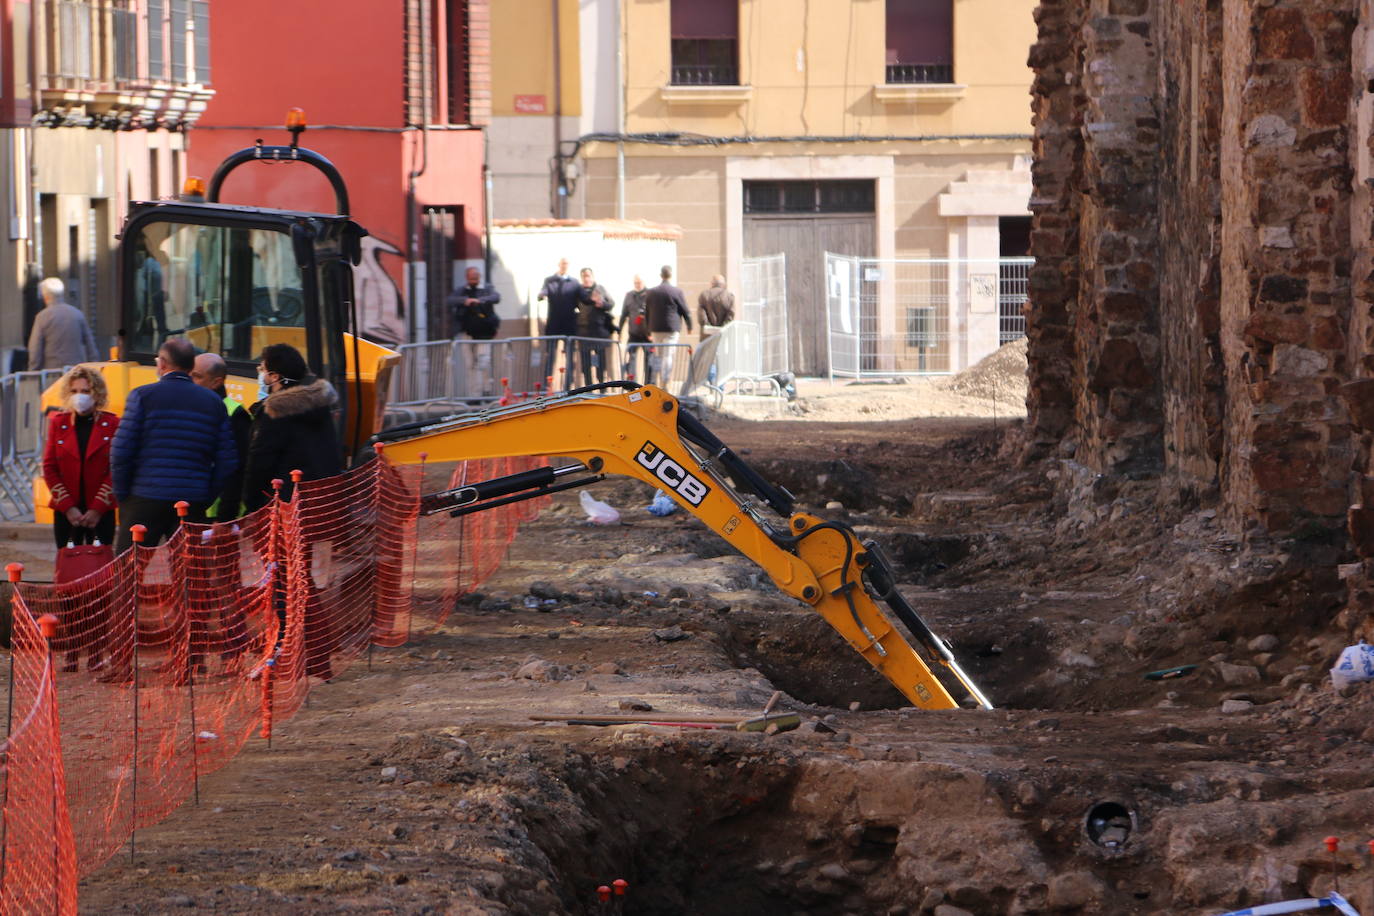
[375, 383, 992, 711]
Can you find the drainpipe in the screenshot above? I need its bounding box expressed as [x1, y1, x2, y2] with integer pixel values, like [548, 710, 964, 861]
[483, 135, 493, 281]
[552, 0, 564, 218]
[615, 0, 625, 220]
[407, 0, 433, 341]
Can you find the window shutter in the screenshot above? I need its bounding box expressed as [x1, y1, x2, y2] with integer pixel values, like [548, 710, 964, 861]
[192, 0, 210, 84]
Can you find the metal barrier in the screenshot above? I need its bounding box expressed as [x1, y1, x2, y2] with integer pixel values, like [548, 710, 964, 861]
[0, 369, 65, 520]
[624, 342, 692, 395]
[387, 336, 633, 426]
[824, 254, 1034, 380]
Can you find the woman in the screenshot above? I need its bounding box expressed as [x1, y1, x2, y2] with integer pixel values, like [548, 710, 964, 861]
[242, 343, 342, 681]
[241, 343, 342, 511]
[42, 366, 118, 548]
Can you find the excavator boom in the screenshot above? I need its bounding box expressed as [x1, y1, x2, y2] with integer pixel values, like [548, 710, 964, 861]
[375, 383, 992, 711]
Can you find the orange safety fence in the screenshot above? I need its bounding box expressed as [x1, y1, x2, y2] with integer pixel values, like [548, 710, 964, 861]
[3, 452, 549, 907]
[1, 585, 79, 915]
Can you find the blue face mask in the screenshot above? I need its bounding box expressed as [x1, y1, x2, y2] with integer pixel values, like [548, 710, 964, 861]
[257, 371, 270, 402]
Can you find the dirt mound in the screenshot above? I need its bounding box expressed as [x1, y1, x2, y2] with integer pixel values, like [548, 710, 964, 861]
[935, 337, 1029, 404]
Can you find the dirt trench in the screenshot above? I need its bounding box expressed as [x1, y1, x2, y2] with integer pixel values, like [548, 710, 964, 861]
[76, 415, 1374, 915]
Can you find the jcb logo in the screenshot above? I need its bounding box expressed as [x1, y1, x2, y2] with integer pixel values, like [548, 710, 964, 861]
[636, 442, 710, 506]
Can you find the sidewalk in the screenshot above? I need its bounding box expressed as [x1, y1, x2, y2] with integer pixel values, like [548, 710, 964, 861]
[0, 520, 57, 582]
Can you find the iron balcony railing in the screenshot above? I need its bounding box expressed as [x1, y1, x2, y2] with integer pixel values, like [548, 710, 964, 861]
[885, 62, 954, 85]
[671, 64, 739, 86]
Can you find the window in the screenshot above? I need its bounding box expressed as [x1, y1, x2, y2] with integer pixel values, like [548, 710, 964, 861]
[671, 0, 737, 86]
[54, 2, 94, 80]
[146, 0, 165, 80]
[127, 222, 306, 363]
[744, 181, 875, 215]
[885, 0, 953, 84]
[170, 0, 187, 82]
[192, 0, 210, 84]
[112, 3, 137, 82]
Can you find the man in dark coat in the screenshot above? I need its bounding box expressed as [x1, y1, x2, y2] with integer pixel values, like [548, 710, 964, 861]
[618, 274, 652, 383]
[241, 343, 342, 512]
[449, 266, 503, 397]
[111, 337, 238, 552]
[644, 265, 693, 388]
[537, 257, 579, 387]
[575, 267, 615, 386]
[449, 266, 502, 340]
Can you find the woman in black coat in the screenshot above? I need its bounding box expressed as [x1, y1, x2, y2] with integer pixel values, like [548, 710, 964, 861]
[242, 342, 343, 681]
[241, 343, 343, 512]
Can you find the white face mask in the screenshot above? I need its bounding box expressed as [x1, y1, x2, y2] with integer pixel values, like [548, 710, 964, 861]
[257, 371, 270, 401]
[71, 392, 94, 414]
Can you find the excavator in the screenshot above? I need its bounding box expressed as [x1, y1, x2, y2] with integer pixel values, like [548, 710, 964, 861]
[375, 381, 994, 711]
[33, 110, 399, 521]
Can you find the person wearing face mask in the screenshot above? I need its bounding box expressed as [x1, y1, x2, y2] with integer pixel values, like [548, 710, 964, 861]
[42, 365, 119, 548]
[241, 342, 343, 682]
[241, 343, 342, 512]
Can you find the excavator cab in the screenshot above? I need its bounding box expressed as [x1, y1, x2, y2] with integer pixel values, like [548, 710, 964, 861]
[118, 199, 373, 448]
[32, 111, 400, 521]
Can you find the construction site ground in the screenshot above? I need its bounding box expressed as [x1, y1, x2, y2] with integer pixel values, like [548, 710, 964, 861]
[13, 347, 1373, 915]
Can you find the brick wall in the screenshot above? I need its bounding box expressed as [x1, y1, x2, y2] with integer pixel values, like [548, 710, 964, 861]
[1027, 0, 1358, 534]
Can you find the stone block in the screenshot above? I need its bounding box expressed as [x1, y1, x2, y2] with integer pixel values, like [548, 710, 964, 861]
[1089, 338, 1153, 391]
[1300, 68, 1350, 128]
[1257, 8, 1316, 61]
[1339, 379, 1374, 430]
[1244, 312, 1308, 344]
[1349, 507, 1374, 558]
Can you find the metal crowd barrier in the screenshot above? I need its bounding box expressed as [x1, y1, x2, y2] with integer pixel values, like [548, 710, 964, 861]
[0, 369, 65, 520]
[388, 336, 643, 425]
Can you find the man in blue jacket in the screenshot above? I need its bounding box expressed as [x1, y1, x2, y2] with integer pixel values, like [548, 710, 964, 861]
[111, 337, 239, 553]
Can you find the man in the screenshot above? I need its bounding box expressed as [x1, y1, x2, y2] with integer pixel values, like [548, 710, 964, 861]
[110, 337, 238, 553]
[448, 266, 502, 397]
[189, 352, 253, 675]
[575, 268, 615, 386]
[27, 277, 99, 370]
[618, 275, 652, 383]
[191, 352, 252, 521]
[536, 258, 580, 387]
[449, 266, 502, 340]
[644, 265, 692, 389]
[697, 274, 736, 384]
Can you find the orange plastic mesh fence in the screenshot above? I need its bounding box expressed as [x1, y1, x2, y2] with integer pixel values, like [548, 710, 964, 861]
[4, 452, 545, 898]
[2, 590, 79, 915]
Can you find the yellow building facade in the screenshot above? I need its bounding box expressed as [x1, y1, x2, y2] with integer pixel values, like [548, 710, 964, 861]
[489, 0, 1036, 375]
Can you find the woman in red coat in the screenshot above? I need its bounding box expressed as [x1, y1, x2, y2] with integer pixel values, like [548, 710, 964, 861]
[43, 366, 118, 548]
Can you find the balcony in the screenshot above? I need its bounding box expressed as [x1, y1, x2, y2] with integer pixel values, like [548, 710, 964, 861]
[885, 62, 954, 85]
[36, 0, 214, 130]
[671, 63, 738, 87]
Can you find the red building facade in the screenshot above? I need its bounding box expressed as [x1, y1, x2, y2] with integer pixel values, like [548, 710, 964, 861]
[189, 0, 490, 344]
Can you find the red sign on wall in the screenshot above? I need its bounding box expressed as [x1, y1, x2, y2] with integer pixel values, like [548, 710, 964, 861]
[514, 94, 547, 114]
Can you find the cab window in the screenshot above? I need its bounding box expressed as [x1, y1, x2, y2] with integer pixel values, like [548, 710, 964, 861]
[127, 221, 306, 363]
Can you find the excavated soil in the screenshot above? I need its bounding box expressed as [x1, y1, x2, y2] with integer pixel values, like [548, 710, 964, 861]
[64, 359, 1374, 914]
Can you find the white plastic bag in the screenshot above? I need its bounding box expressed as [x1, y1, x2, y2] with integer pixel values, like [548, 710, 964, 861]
[1330, 640, 1374, 690]
[579, 490, 620, 525]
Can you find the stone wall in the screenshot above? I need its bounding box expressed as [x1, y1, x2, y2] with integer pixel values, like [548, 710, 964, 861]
[1027, 0, 1358, 535]
[1028, 1, 1374, 637]
[1156, 0, 1225, 503]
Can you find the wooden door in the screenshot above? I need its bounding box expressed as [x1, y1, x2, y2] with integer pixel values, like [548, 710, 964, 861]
[745, 215, 874, 375]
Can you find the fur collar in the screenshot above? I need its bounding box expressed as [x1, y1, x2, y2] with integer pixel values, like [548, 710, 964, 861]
[264, 379, 337, 419]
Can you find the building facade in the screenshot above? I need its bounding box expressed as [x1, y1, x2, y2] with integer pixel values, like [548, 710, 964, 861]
[0, 0, 212, 369]
[488, 0, 1037, 376]
[187, 0, 491, 345]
